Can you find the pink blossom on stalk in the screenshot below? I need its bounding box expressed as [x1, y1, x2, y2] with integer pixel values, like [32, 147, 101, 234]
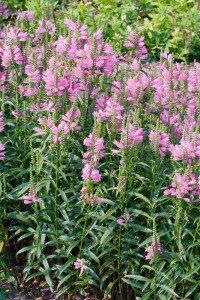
[80, 187, 104, 205]
[145, 240, 162, 260]
[64, 18, 77, 31]
[27, 11, 34, 22]
[23, 189, 42, 205]
[125, 73, 149, 107]
[169, 133, 200, 164]
[111, 81, 122, 94]
[1, 45, 24, 68]
[74, 258, 87, 276]
[83, 133, 105, 166]
[130, 58, 140, 72]
[117, 213, 131, 225]
[18, 31, 28, 42]
[164, 171, 200, 202]
[54, 36, 67, 55]
[96, 197, 104, 204]
[124, 30, 147, 60]
[113, 125, 143, 154]
[42, 68, 70, 96]
[149, 131, 170, 157]
[93, 29, 102, 40]
[117, 218, 125, 225]
[60, 108, 81, 134]
[82, 164, 101, 182]
[0, 3, 9, 17]
[0, 142, 5, 161]
[18, 11, 34, 23]
[36, 19, 56, 37]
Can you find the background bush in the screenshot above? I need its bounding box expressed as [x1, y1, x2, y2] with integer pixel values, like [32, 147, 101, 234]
[4, 0, 200, 61]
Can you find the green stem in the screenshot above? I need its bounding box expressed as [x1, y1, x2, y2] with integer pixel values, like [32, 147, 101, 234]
[79, 206, 90, 256]
[117, 225, 123, 300]
[55, 144, 60, 238]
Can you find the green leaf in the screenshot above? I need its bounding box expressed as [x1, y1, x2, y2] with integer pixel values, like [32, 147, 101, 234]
[132, 192, 152, 205]
[0, 288, 6, 300]
[100, 222, 116, 245]
[125, 274, 149, 281]
[158, 284, 180, 298]
[181, 265, 200, 281]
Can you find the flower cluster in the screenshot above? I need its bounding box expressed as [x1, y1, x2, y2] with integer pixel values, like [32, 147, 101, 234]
[0, 3, 9, 17]
[80, 186, 104, 206]
[164, 171, 200, 203]
[113, 124, 143, 154]
[117, 213, 131, 225]
[149, 131, 170, 157]
[145, 241, 162, 260]
[22, 189, 43, 205]
[169, 133, 200, 164]
[124, 28, 148, 60]
[82, 133, 105, 182]
[74, 258, 87, 276]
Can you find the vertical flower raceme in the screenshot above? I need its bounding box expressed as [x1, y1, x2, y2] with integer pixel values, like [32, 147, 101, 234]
[125, 73, 149, 107]
[0, 3, 9, 17]
[169, 133, 200, 164]
[124, 29, 147, 61]
[74, 258, 87, 276]
[82, 133, 105, 183]
[18, 11, 34, 23]
[80, 186, 104, 206]
[117, 213, 131, 225]
[145, 242, 162, 260]
[149, 131, 170, 157]
[145, 237, 162, 260]
[164, 170, 200, 203]
[112, 123, 143, 154]
[0, 142, 5, 161]
[22, 189, 42, 205]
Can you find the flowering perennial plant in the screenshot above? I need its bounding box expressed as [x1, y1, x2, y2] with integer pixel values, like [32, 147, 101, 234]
[0, 8, 200, 299]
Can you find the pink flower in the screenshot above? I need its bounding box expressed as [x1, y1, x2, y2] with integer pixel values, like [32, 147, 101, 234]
[64, 18, 77, 31]
[27, 11, 34, 22]
[0, 3, 9, 17]
[124, 31, 147, 60]
[117, 213, 131, 225]
[23, 189, 42, 205]
[82, 164, 101, 182]
[74, 258, 87, 276]
[149, 131, 170, 157]
[145, 240, 162, 260]
[96, 197, 104, 204]
[113, 125, 143, 154]
[145, 246, 153, 260]
[117, 218, 125, 225]
[0, 142, 5, 161]
[164, 170, 200, 202]
[83, 133, 105, 166]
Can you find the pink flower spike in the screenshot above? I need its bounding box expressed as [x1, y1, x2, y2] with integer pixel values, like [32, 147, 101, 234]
[23, 189, 43, 205]
[145, 246, 153, 260]
[0, 142, 5, 161]
[117, 218, 125, 225]
[74, 258, 87, 276]
[96, 197, 104, 204]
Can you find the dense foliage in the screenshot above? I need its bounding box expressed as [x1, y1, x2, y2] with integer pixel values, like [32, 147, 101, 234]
[0, 2, 200, 300]
[3, 0, 200, 61]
